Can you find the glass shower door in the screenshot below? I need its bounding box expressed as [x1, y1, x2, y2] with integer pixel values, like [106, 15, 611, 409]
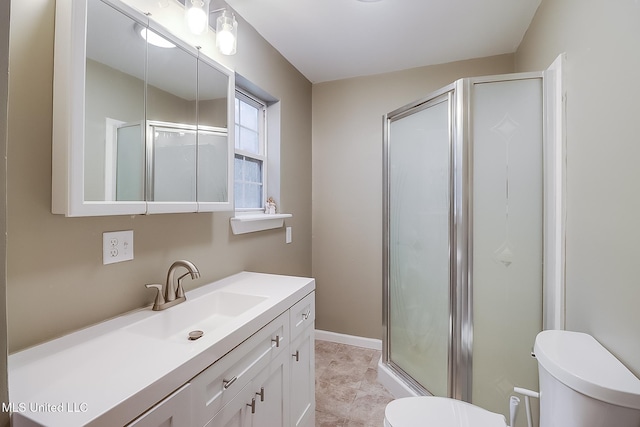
[385, 92, 453, 396]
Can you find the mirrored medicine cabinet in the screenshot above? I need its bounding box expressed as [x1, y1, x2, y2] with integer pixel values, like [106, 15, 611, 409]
[52, 0, 235, 216]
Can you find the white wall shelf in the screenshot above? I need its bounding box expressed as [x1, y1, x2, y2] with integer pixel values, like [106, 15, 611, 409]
[230, 213, 292, 235]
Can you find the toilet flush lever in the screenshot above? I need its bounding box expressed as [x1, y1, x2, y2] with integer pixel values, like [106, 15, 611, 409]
[513, 387, 539, 427]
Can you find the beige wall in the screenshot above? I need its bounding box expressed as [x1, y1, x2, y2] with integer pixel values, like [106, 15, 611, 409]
[312, 55, 515, 339]
[7, 0, 312, 353]
[516, 0, 640, 375]
[1, 0, 9, 424]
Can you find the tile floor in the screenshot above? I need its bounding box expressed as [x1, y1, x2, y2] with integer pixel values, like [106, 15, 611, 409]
[315, 340, 395, 427]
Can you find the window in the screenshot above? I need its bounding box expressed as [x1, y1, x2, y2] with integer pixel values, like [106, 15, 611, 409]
[234, 90, 266, 210]
[229, 79, 288, 233]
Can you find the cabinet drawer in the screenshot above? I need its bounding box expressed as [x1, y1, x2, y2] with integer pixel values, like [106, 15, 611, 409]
[126, 384, 191, 427]
[290, 292, 315, 341]
[191, 312, 289, 426]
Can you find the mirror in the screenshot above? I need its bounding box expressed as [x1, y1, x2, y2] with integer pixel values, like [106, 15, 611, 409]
[146, 37, 198, 203]
[56, 0, 233, 216]
[85, 0, 145, 202]
[198, 58, 231, 203]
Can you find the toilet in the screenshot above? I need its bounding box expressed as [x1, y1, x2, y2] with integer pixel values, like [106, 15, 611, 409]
[384, 396, 507, 427]
[384, 330, 640, 427]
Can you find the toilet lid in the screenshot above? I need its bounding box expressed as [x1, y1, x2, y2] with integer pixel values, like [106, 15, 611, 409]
[384, 397, 507, 427]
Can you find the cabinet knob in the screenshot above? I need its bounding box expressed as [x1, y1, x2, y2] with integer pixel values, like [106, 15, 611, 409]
[247, 397, 256, 414]
[302, 310, 311, 320]
[271, 335, 282, 347]
[223, 376, 238, 390]
[256, 387, 265, 402]
[292, 350, 300, 362]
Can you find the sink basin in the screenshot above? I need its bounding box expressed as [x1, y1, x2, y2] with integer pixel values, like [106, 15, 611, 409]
[126, 291, 268, 341]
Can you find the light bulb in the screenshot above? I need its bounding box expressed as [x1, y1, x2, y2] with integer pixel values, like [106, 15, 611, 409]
[217, 29, 235, 55]
[216, 11, 237, 55]
[185, 0, 209, 35]
[187, 7, 207, 34]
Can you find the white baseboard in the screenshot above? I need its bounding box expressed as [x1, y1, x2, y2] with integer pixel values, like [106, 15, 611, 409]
[315, 329, 382, 351]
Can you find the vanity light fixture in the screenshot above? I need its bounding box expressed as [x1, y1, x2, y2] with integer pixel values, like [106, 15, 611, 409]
[182, 0, 238, 56]
[185, 0, 211, 35]
[135, 23, 176, 48]
[215, 10, 238, 55]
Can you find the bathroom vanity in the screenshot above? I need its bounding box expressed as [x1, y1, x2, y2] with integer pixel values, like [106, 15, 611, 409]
[8, 273, 316, 427]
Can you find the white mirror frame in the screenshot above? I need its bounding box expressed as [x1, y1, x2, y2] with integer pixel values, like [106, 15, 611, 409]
[51, 0, 235, 217]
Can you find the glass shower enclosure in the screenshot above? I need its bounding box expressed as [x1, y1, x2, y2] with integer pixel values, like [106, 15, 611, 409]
[383, 73, 543, 422]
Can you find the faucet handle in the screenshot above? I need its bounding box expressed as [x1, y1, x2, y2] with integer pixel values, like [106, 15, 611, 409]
[145, 284, 165, 309]
[176, 272, 191, 299]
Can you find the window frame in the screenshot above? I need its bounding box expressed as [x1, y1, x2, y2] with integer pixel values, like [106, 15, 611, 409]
[234, 88, 268, 212]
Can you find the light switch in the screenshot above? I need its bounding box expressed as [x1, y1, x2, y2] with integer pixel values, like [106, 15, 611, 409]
[103, 230, 134, 265]
[286, 227, 292, 244]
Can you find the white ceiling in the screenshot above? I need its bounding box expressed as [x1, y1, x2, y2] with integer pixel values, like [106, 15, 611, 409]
[224, 0, 542, 83]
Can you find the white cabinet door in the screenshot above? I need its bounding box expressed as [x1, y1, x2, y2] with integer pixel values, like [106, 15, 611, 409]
[205, 383, 255, 427]
[289, 325, 315, 427]
[253, 351, 289, 427]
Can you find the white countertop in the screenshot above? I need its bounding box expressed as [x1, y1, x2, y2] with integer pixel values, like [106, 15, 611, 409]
[9, 272, 315, 426]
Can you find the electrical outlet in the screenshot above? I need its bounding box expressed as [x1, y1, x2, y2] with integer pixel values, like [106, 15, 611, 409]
[103, 230, 134, 265]
[286, 227, 292, 244]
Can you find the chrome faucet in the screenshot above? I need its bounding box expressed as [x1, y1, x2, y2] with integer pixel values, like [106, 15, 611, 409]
[145, 260, 200, 311]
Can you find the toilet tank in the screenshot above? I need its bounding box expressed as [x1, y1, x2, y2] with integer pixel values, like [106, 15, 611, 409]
[534, 330, 640, 427]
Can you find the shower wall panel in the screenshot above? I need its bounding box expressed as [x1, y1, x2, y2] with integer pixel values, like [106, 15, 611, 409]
[470, 78, 543, 419]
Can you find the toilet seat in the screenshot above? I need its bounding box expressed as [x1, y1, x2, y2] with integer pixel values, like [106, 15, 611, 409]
[384, 396, 507, 427]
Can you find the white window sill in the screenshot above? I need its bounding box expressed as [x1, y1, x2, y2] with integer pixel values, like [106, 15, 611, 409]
[230, 213, 292, 235]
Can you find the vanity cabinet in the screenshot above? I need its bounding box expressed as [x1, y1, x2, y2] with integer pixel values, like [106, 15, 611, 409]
[196, 293, 315, 427]
[52, 0, 235, 216]
[126, 291, 315, 427]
